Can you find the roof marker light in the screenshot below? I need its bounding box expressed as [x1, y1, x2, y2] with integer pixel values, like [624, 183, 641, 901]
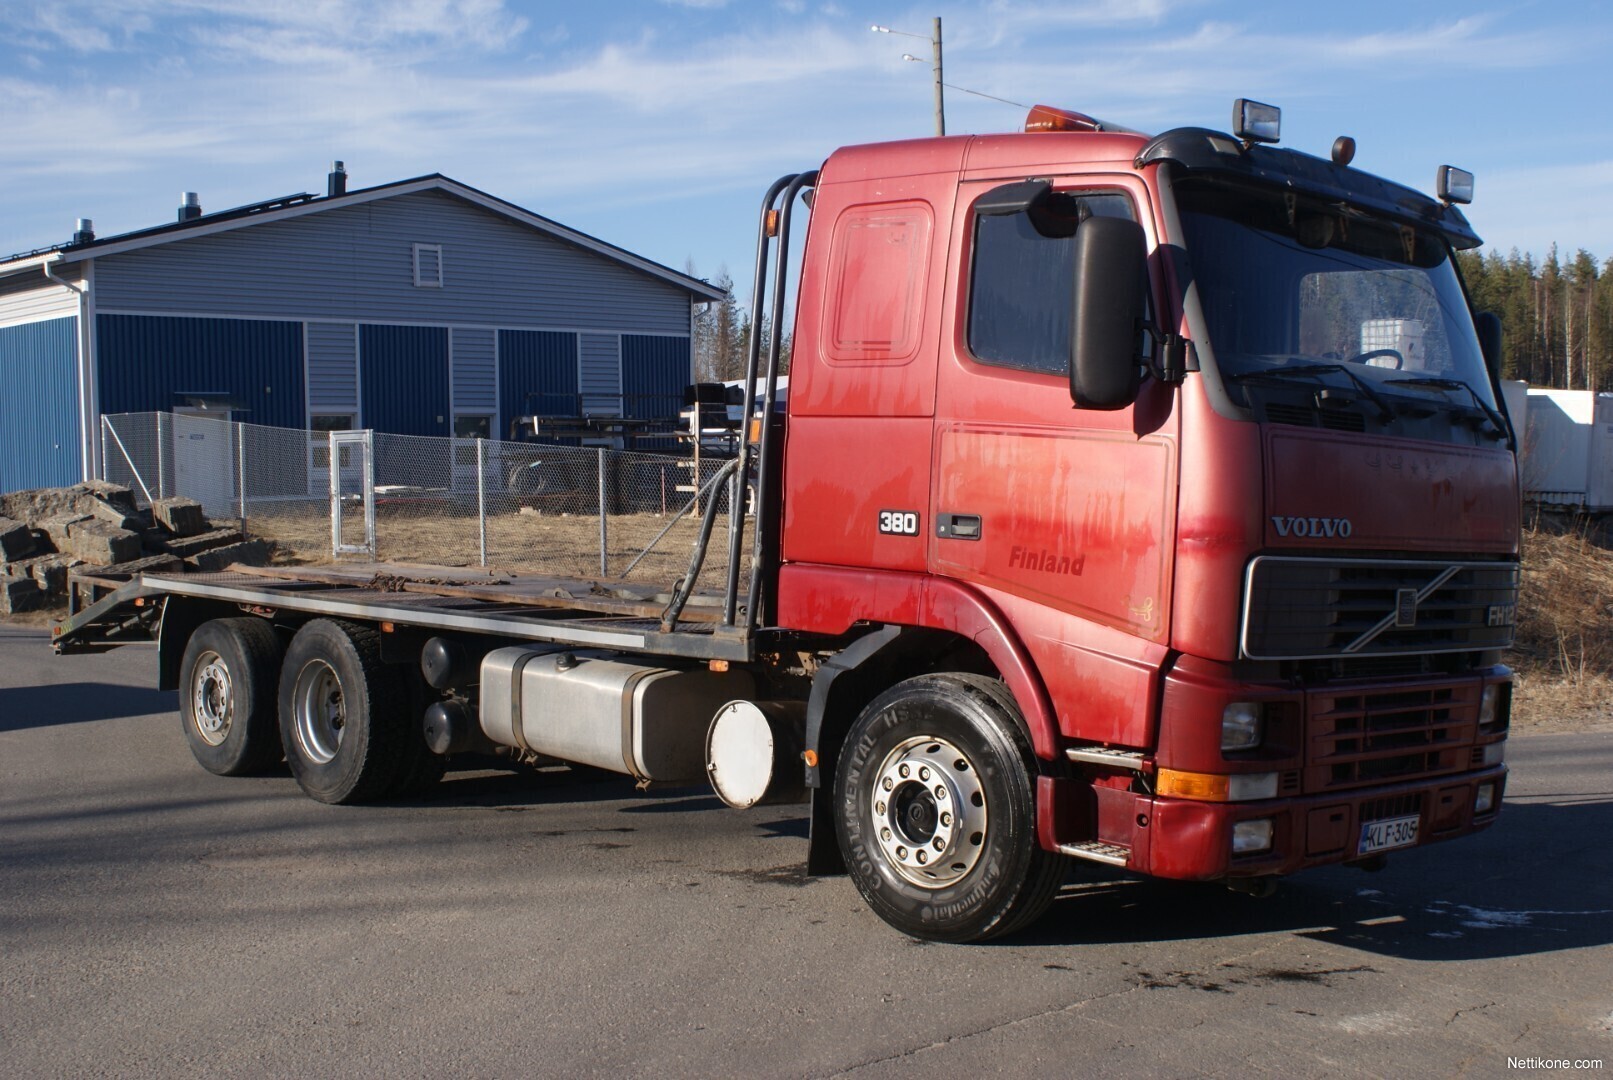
[1232, 98, 1281, 145]
[1437, 165, 1474, 205]
[1025, 104, 1103, 133]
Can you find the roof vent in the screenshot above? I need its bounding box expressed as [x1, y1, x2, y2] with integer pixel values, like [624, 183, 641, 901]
[328, 160, 347, 198]
[73, 218, 95, 244]
[179, 192, 201, 222]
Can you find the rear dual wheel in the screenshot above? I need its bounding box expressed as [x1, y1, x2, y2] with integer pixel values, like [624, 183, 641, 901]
[278, 619, 441, 804]
[834, 674, 1066, 943]
[179, 618, 284, 776]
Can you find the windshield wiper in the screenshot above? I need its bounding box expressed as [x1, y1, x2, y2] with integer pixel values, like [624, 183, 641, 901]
[1227, 363, 1396, 423]
[1385, 377, 1509, 440]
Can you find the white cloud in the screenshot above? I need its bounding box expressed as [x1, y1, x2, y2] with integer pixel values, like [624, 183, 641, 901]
[3, 0, 530, 57]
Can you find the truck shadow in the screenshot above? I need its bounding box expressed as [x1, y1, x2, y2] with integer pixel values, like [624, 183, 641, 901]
[1010, 794, 1613, 962]
[0, 684, 179, 730]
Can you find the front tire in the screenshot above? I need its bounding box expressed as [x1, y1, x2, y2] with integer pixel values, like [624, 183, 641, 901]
[834, 674, 1065, 942]
[277, 619, 406, 804]
[179, 618, 284, 776]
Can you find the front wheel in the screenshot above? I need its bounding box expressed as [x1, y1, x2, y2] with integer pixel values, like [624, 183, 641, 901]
[834, 674, 1066, 942]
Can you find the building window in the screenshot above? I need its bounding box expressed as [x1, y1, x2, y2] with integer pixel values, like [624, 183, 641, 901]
[413, 243, 444, 288]
[453, 415, 492, 465]
[967, 191, 1137, 377]
[310, 414, 354, 468]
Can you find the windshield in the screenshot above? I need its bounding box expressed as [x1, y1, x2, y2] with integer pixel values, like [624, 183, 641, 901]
[1177, 179, 1499, 425]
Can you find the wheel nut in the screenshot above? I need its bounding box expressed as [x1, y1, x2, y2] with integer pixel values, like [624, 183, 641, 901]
[933, 838, 944, 851]
[881, 827, 892, 841]
[898, 764, 910, 778]
[919, 766, 930, 781]
[883, 777, 894, 791]
[934, 785, 946, 800]
[876, 801, 886, 814]
[916, 850, 928, 864]
[940, 812, 952, 826]
[896, 846, 908, 859]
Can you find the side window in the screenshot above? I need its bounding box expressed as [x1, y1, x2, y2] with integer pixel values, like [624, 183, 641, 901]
[967, 192, 1137, 376]
[823, 202, 933, 365]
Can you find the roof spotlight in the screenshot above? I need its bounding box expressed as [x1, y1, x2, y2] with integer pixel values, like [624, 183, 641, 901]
[1232, 99, 1281, 145]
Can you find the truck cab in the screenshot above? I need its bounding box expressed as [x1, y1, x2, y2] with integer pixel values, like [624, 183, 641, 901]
[779, 102, 1515, 925]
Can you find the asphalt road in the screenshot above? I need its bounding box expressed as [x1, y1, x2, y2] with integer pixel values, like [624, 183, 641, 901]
[3, 623, 1610, 1079]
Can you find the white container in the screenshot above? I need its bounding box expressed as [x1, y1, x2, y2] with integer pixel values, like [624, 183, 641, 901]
[1523, 388, 1596, 506]
[1499, 379, 1528, 444]
[1590, 394, 1613, 511]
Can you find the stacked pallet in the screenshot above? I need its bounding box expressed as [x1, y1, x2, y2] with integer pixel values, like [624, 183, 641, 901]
[0, 482, 269, 614]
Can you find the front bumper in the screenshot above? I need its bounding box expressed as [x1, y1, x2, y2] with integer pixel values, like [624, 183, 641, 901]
[1144, 764, 1507, 880]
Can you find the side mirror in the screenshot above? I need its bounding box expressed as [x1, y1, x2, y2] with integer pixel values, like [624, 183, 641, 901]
[1071, 216, 1147, 410]
[1474, 311, 1503, 379]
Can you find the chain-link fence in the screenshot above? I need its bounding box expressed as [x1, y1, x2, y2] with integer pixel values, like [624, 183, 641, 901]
[100, 412, 747, 590]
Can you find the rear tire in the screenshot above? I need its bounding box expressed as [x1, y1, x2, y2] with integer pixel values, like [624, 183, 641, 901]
[277, 619, 406, 804]
[179, 618, 284, 776]
[834, 673, 1066, 942]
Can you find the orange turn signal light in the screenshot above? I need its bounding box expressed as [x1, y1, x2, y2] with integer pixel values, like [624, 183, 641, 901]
[1157, 769, 1231, 802]
[802, 749, 820, 768]
[1156, 769, 1279, 803]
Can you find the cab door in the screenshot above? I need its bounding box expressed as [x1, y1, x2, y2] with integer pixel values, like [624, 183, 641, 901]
[930, 174, 1179, 746]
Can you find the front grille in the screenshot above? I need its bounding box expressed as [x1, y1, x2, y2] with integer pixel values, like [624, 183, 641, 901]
[1242, 557, 1518, 660]
[1360, 792, 1425, 822]
[1306, 684, 1478, 792]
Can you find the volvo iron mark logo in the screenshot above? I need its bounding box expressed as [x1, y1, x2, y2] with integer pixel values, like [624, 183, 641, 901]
[1271, 515, 1354, 539]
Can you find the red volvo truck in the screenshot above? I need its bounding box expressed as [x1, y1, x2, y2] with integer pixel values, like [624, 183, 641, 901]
[55, 100, 1519, 942]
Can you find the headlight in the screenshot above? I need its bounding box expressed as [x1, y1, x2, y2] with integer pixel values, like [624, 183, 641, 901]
[1480, 741, 1506, 767]
[1232, 818, 1275, 854]
[1221, 702, 1263, 752]
[1478, 685, 1499, 727]
[1475, 783, 1497, 814]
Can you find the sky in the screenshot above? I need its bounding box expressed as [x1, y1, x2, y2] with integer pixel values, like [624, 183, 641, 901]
[3, 0, 1611, 305]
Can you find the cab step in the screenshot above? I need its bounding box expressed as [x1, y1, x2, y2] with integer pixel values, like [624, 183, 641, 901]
[1056, 840, 1132, 867]
[1064, 746, 1145, 770]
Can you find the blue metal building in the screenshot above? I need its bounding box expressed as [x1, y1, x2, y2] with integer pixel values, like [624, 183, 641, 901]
[0, 166, 725, 492]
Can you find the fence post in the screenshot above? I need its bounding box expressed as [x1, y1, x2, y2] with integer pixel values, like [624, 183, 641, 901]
[155, 411, 167, 500]
[477, 437, 488, 568]
[237, 421, 248, 533]
[598, 447, 608, 577]
[98, 417, 108, 483]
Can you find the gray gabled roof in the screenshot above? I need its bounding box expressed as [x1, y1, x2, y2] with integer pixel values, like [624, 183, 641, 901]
[0, 174, 727, 302]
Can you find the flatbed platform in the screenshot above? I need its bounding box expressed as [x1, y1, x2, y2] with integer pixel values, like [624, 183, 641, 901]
[53, 562, 756, 662]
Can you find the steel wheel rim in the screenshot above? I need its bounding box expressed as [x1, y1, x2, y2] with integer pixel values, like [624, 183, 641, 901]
[191, 650, 232, 747]
[869, 735, 988, 888]
[292, 659, 346, 765]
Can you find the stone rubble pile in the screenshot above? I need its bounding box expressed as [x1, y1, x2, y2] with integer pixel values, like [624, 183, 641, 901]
[0, 481, 269, 614]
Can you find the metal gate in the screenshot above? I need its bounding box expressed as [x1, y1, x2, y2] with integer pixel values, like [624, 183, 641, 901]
[329, 430, 375, 557]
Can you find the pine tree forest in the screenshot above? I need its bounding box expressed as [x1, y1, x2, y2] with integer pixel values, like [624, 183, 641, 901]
[1458, 247, 1613, 390]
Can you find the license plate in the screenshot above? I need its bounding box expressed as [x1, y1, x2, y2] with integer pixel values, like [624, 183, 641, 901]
[1358, 813, 1420, 855]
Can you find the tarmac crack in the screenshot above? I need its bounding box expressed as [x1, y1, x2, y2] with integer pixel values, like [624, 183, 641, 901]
[814, 980, 1156, 1078]
[1446, 1000, 1497, 1027]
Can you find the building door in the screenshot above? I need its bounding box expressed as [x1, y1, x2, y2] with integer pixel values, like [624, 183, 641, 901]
[172, 406, 237, 517]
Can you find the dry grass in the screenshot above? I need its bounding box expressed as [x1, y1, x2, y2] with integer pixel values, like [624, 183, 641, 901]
[244, 497, 746, 590]
[1509, 521, 1613, 732]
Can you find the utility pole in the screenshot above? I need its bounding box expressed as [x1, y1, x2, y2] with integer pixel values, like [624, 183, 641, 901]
[872, 18, 946, 136]
[930, 16, 944, 137]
